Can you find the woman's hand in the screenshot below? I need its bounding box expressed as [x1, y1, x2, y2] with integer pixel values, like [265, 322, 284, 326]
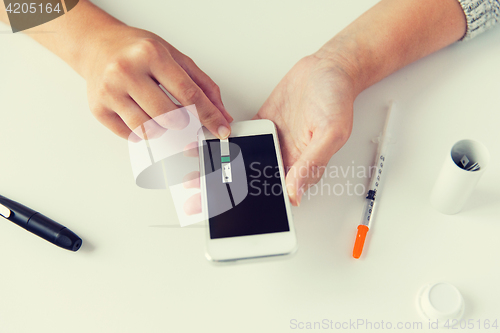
[83, 26, 233, 140]
[254, 54, 357, 206]
[254, 0, 468, 207]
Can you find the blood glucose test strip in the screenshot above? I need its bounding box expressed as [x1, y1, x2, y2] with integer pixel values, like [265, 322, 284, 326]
[220, 139, 232, 183]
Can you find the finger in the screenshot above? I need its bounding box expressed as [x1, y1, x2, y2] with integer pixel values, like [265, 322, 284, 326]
[182, 171, 200, 189]
[149, 46, 231, 139]
[129, 77, 190, 130]
[285, 128, 346, 206]
[156, 107, 190, 130]
[109, 94, 166, 140]
[180, 59, 233, 123]
[183, 141, 199, 157]
[183, 193, 201, 215]
[93, 106, 141, 142]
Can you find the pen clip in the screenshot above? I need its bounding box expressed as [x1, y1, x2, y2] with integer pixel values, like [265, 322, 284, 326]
[0, 203, 11, 219]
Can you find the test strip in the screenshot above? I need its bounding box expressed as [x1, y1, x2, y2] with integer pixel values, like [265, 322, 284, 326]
[220, 139, 230, 156]
[220, 139, 232, 183]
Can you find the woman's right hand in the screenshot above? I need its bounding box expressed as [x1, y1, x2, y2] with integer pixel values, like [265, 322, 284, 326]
[82, 25, 233, 140]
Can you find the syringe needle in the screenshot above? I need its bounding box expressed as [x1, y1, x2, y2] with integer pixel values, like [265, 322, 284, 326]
[352, 102, 396, 259]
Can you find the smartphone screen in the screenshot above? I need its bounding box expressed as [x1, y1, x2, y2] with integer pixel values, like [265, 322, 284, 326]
[203, 134, 290, 239]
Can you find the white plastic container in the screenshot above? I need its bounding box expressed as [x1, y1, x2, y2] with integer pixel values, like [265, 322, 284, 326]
[430, 139, 490, 214]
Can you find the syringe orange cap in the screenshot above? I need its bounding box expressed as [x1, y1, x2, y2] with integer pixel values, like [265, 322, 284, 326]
[353, 225, 369, 259]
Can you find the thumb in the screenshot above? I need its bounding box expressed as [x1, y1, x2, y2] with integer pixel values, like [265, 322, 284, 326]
[285, 129, 347, 206]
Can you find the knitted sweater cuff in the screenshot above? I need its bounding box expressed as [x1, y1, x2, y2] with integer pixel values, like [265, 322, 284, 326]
[457, 0, 500, 40]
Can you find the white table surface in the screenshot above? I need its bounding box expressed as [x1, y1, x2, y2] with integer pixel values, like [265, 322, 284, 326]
[1, 1, 500, 332]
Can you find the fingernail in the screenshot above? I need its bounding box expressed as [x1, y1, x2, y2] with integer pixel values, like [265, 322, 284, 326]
[218, 125, 230, 139]
[296, 188, 304, 206]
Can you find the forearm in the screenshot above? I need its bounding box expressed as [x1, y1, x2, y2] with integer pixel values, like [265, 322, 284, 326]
[1, 0, 126, 77]
[318, 0, 467, 95]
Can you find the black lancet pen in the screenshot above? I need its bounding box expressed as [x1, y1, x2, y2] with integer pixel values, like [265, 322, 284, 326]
[0, 195, 82, 251]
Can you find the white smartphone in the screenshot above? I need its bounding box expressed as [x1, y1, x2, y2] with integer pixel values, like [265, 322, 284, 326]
[198, 119, 297, 262]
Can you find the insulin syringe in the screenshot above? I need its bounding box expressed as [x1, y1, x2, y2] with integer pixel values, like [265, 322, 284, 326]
[353, 102, 397, 259]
